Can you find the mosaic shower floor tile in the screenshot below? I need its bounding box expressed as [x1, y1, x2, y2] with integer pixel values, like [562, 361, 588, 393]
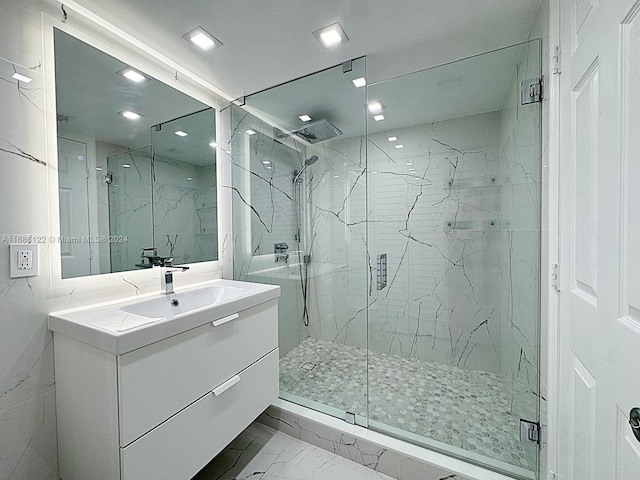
[279, 337, 532, 471]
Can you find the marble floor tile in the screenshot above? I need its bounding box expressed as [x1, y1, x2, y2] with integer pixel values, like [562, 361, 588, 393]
[279, 338, 532, 471]
[194, 423, 394, 480]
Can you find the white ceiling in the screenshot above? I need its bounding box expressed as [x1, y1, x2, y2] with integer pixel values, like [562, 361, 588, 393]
[71, 0, 543, 100]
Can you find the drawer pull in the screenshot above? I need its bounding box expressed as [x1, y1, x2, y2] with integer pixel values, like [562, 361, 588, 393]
[212, 375, 240, 396]
[211, 313, 239, 327]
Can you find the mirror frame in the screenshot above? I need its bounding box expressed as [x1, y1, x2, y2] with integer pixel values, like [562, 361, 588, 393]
[42, 12, 228, 292]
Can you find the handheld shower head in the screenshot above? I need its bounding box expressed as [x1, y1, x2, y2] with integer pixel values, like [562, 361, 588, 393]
[293, 155, 319, 183]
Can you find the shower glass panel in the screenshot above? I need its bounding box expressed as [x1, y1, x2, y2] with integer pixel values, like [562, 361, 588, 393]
[230, 58, 368, 424]
[107, 147, 152, 272]
[365, 40, 541, 479]
[150, 108, 218, 264]
[230, 41, 541, 480]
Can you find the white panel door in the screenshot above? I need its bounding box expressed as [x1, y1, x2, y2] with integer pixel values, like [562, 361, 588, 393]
[57, 137, 92, 278]
[559, 0, 640, 478]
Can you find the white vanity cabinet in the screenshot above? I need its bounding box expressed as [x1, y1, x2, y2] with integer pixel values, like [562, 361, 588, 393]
[50, 282, 279, 480]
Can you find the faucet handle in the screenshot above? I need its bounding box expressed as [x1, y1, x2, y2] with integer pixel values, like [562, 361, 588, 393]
[274, 242, 289, 253]
[159, 256, 174, 267]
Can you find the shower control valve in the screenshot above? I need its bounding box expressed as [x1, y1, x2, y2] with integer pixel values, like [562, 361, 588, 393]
[274, 242, 289, 263]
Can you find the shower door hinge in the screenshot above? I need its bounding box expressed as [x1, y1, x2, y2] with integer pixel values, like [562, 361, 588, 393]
[520, 419, 541, 447]
[551, 263, 560, 291]
[552, 45, 561, 75]
[521, 77, 543, 104]
[345, 412, 356, 424]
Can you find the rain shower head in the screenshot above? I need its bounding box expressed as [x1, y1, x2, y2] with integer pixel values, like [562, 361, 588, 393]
[293, 119, 342, 144]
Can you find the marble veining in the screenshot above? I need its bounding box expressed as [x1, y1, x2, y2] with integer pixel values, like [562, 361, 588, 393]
[0, 59, 46, 167]
[194, 422, 396, 480]
[257, 407, 475, 480]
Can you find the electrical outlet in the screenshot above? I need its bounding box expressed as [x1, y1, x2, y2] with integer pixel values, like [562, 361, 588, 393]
[9, 244, 38, 278]
[18, 250, 32, 270]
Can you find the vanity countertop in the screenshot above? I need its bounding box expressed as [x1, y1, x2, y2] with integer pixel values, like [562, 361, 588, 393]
[48, 279, 280, 355]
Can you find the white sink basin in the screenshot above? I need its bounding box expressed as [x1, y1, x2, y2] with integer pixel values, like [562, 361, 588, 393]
[120, 284, 253, 319]
[48, 279, 280, 355]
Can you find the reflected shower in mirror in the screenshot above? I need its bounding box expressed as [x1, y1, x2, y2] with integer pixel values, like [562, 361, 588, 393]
[53, 28, 217, 278]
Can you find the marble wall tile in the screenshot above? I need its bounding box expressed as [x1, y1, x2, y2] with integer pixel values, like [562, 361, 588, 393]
[107, 148, 153, 272]
[304, 113, 506, 374]
[0, 391, 58, 480]
[153, 155, 217, 264]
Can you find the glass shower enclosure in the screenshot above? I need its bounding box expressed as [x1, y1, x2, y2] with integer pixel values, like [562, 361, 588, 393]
[230, 40, 541, 479]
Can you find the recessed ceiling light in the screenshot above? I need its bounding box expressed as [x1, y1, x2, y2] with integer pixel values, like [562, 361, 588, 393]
[373, 114, 385, 121]
[368, 101, 384, 114]
[209, 142, 218, 148]
[262, 160, 271, 165]
[11, 72, 32, 84]
[313, 22, 349, 48]
[96, 167, 103, 171]
[352, 77, 366, 88]
[117, 67, 146, 83]
[299, 114, 312, 122]
[175, 130, 189, 137]
[334, 175, 340, 178]
[120, 110, 142, 120]
[388, 136, 398, 142]
[395, 144, 404, 149]
[246, 129, 257, 135]
[122, 164, 131, 168]
[187, 177, 193, 181]
[406, 162, 413, 165]
[183, 26, 223, 52]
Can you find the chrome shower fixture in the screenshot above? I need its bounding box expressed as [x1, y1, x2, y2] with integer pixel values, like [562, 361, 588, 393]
[293, 119, 342, 143]
[292, 155, 319, 183]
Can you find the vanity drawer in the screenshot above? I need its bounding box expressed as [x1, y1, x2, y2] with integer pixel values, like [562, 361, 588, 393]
[118, 299, 277, 446]
[120, 348, 278, 480]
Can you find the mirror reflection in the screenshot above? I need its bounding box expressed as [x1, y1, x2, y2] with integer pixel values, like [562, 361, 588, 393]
[53, 28, 217, 278]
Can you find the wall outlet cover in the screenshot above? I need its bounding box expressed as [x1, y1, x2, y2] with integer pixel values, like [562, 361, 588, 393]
[9, 244, 39, 278]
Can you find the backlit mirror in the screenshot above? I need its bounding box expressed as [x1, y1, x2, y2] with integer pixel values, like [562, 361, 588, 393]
[53, 28, 218, 278]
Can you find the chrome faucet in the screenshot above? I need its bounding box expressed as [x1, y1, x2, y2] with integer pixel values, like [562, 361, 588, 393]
[161, 266, 189, 294]
[157, 258, 189, 294]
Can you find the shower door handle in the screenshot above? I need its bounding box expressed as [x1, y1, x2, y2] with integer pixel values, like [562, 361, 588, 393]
[630, 408, 640, 442]
[376, 254, 387, 290]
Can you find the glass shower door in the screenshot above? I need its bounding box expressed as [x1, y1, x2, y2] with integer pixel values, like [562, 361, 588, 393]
[230, 57, 370, 424]
[365, 41, 542, 479]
